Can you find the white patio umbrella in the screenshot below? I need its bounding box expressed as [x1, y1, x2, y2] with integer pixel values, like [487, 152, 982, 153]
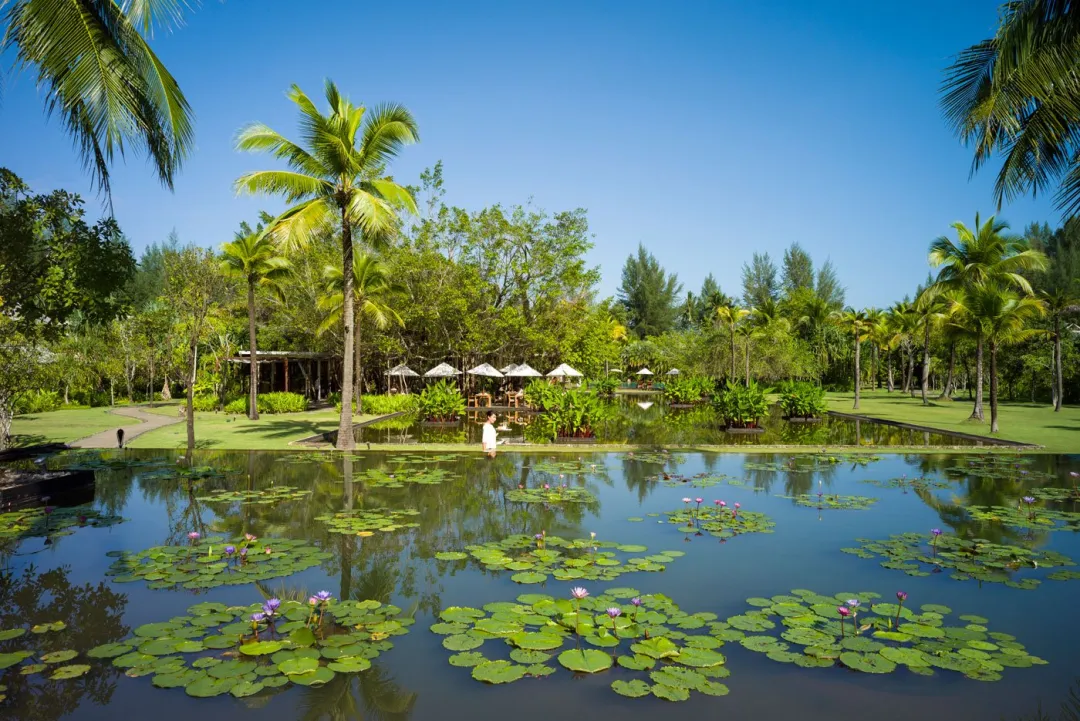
[635, 368, 654, 376]
[666, 368, 680, 376]
[547, 363, 583, 378]
[423, 362, 462, 378]
[506, 363, 542, 377]
[607, 367, 623, 374]
[467, 363, 504, 378]
[386, 364, 420, 377]
[499, 363, 519, 374]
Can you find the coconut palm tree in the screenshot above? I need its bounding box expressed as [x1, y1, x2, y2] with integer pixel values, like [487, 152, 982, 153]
[234, 80, 418, 450]
[949, 285, 1046, 433]
[715, 304, 749, 382]
[928, 215, 1047, 419]
[2, 0, 195, 198]
[864, 307, 886, 389]
[942, 1, 1080, 215]
[833, 308, 870, 409]
[794, 294, 832, 382]
[317, 253, 406, 412]
[912, 289, 948, 406]
[886, 301, 918, 394]
[1040, 286, 1080, 411]
[220, 232, 292, 420]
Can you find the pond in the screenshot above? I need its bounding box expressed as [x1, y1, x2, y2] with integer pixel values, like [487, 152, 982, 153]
[356, 397, 1001, 447]
[1, 449, 1078, 721]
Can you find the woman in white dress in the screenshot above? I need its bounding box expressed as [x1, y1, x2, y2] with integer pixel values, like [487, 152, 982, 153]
[481, 410, 498, 457]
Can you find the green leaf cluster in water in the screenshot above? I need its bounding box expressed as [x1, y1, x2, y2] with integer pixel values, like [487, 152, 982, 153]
[724, 589, 1045, 681]
[106, 538, 332, 590]
[357, 467, 451, 487]
[964, 503, 1080, 532]
[1030, 487, 1080, 503]
[0, 506, 125, 544]
[780, 494, 878, 510]
[0, 618, 88, 681]
[87, 598, 410, 698]
[432, 589, 729, 701]
[50, 451, 171, 471]
[945, 455, 1056, 483]
[745, 453, 881, 474]
[315, 508, 421, 536]
[620, 451, 687, 466]
[859, 476, 953, 491]
[660, 473, 739, 489]
[841, 532, 1076, 588]
[528, 458, 606, 476]
[663, 505, 775, 539]
[505, 487, 597, 504]
[452, 534, 683, 583]
[196, 486, 310, 505]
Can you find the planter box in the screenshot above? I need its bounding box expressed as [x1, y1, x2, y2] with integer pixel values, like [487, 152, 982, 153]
[786, 417, 823, 423]
[555, 436, 598, 444]
[723, 426, 766, 435]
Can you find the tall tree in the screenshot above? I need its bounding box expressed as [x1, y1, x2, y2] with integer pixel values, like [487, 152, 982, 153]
[815, 259, 846, 309]
[912, 290, 946, 406]
[781, 242, 815, 297]
[715, 304, 749, 381]
[220, 228, 292, 420]
[235, 80, 419, 450]
[741, 252, 779, 308]
[928, 214, 1047, 419]
[942, 1, 1080, 215]
[834, 308, 870, 409]
[2, 0, 195, 197]
[317, 253, 406, 410]
[616, 244, 682, 338]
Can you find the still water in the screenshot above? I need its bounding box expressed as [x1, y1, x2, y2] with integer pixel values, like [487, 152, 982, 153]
[357, 400, 997, 447]
[2, 450, 1078, 721]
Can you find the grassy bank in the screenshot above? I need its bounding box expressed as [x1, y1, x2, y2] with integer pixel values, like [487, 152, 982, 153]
[824, 389, 1080, 453]
[9, 407, 126, 446]
[127, 409, 378, 450]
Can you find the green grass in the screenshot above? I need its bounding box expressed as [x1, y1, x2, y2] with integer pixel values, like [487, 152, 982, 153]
[825, 389, 1080, 452]
[9, 407, 126, 446]
[127, 409, 379, 450]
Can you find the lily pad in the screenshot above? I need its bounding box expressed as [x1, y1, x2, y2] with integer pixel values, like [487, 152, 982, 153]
[557, 648, 612, 673]
[611, 679, 652, 697]
[471, 660, 527, 684]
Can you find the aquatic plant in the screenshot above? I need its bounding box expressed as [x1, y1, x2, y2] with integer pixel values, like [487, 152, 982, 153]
[431, 588, 729, 701]
[357, 466, 452, 488]
[315, 508, 420, 536]
[860, 476, 953, 491]
[106, 537, 332, 590]
[781, 494, 878, 511]
[964, 502, 1080, 533]
[663, 502, 775, 539]
[0, 617, 89, 681]
[85, 597, 410, 697]
[841, 532, 1079, 589]
[722, 589, 1045, 681]
[505, 486, 597, 504]
[0, 506, 125, 546]
[195, 486, 310, 504]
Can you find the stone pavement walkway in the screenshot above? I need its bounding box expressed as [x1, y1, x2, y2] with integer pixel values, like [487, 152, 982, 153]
[70, 405, 182, 449]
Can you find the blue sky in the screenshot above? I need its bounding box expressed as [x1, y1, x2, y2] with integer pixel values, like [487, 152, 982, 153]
[0, 0, 1059, 307]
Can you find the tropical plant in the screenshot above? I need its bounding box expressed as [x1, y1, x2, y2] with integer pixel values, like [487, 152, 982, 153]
[942, 1, 1080, 214]
[928, 214, 1047, 420]
[235, 80, 419, 449]
[418, 379, 465, 422]
[2, 0, 195, 197]
[948, 285, 1046, 433]
[777, 381, 827, 419]
[587, 376, 619, 398]
[533, 387, 613, 440]
[711, 380, 769, 429]
[220, 230, 292, 420]
[715, 304, 750, 381]
[1040, 286, 1080, 411]
[523, 378, 561, 411]
[662, 375, 708, 404]
[833, 308, 871, 409]
[317, 252, 406, 411]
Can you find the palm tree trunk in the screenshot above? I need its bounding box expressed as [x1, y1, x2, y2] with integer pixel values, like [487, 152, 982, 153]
[186, 340, 197, 456]
[873, 344, 880, 389]
[729, 324, 736, 381]
[970, 332, 985, 421]
[989, 339, 999, 433]
[247, 280, 259, 421]
[337, 210, 356, 450]
[886, 350, 894, 392]
[920, 324, 931, 406]
[354, 322, 364, 414]
[938, 343, 956, 399]
[852, 333, 861, 410]
[744, 338, 750, 386]
[1054, 316, 1063, 412]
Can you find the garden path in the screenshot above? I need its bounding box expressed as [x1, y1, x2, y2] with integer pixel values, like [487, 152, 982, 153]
[70, 405, 182, 448]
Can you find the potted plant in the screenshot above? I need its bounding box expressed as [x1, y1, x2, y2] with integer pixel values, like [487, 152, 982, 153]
[534, 387, 613, 442]
[778, 381, 827, 422]
[711, 380, 769, 433]
[418, 379, 466, 424]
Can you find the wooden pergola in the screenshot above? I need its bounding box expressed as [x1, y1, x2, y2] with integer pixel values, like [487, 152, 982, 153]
[228, 351, 339, 400]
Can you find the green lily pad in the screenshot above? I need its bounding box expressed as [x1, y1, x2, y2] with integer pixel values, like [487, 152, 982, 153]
[443, 634, 484, 652]
[651, 683, 690, 702]
[840, 651, 896, 674]
[185, 677, 235, 698]
[40, 650, 78, 664]
[557, 648, 612, 673]
[448, 652, 488, 667]
[239, 641, 282, 656]
[471, 660, 527, 684]
[611, 679, 651, 697]
[290, 667, 335, 686]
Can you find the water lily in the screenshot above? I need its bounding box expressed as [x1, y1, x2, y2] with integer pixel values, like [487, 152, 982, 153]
[570, 587, 588, 638]
[264, 546, 272, 554]
[695, 497, 703, 505]
[718, 500, 727, 509]
[682, 497, 691, 504]
[606, 607, 621, 618]
[931, 528, 942, 554]
[314, 591, 332, 603]
[837, 606, 849, 638]
[714, 499, 721, 505]
[570, 587, 589, 600]
[239, 548, 248, 559]
[894, 591, 908, 630]
[262, 598, 281, 619]
[630, 597, 642, 607]
[543, 484, 550, 490]
[224, 545, 236, 557]
[1022, 496, 1035, 504]
[251, 612, 266, 623]
[187, 531, 200, 542]
[244, 533, 257, 542]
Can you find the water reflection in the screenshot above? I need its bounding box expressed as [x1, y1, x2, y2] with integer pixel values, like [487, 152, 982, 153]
[295, 664, 416, 721]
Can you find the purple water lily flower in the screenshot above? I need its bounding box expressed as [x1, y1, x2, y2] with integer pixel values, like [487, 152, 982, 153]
[837, 606, 850, 617]
[896, 591, 908, 602]
[606, 607, 622, 618]
[239, 548, 248, 558]
[251, 612, 266, 623]
[846, 599, 860, 609]
[1022, 496, 1036, 505]
[224, 545, 236, 556]
[931, 528, 942, 537]
[262, 598, 281, 617]
[682, 497, 691, 504]
[187, 531, 200, 541]
[314, 591, 332, 603]
[570, 587, 589, 600]
[630, 597, 642, 607]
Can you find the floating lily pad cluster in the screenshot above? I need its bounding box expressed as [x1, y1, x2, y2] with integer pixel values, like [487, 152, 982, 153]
[436, 535, 682, 583]
[52, 452, 170, 471]
[660, 473, 738, 488]
[860, 476, 952, 491]
[505, 487, 597, 504]
[196, 486, 310, 505]
[0, 506, 125, 544]
[722, 589, 1045, 681]
[946, 455, 1056, 483]
[0, 620, 90, 681]
[745, 454, 881, 474]
[781, 494, 878, 510]
[143, 465, 237, 483]
[432, 588, 730, 701]
[86, 597, 411, 698]
[275, 452, 335, 464]
[841, 533, 1077, 588]
[621, 451, 687, 466]
[358, 467, 451, 488]
[664, 504, 775, 539]
[106, 538, 333, 590]
[356, 453, 468, 464]
[965, 503, 1080, 532]
[528, 458, 605, 476]
[315, 508, 420, 536]
[1031, 487, 1080, 503]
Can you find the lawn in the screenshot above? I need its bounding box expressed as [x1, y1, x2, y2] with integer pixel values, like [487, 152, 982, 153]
[9, 407, 125, 446]
[825, 389, 1080, 453]
[126, 408, 379, 450]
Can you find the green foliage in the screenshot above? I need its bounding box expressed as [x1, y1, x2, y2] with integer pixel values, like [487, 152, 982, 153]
[777, 381, 827, 419]
[533, 387, 614, 440]
[588, 376, 619, 398]
[418, 380, 466, 422]
[618, 244, 683, 338]
[523, 379, 561, 410]
[191, 394, 220, 413]
[223, 392, 308, 415]
[330, 393, 418, 415]
[13, 390, 62, 415]
[663, 375, 712, 404]
[711, 380, 770, 428]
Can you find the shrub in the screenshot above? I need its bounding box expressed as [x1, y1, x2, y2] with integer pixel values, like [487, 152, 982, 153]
[13, 390, 62, 415]
[523, 378, 561, 410]
[192, 394, 220, 412]
[418, 380, 465, 422]
[663, 375, 712, 404]
[587, 376, 619, 398]
[711, 380, 769, 429]
[224, 392, 308, 415]
[777, 381, 827, 419]
[533, 386, 613, 440]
